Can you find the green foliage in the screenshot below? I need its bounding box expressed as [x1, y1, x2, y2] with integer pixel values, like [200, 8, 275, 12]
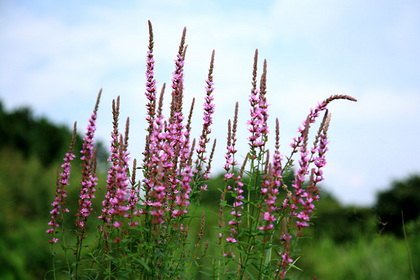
[375, 174, 420, 237]
[288, 231, 420, 279]
[310, 191, 376, 243]
[0, 149, 63, 279]
[0, 147, 107, 280]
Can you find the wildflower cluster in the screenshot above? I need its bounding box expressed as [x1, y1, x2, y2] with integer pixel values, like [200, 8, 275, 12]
[46, 21, 356, 280]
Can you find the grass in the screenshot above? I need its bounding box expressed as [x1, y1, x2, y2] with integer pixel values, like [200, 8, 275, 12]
[288, 233, 418, 280]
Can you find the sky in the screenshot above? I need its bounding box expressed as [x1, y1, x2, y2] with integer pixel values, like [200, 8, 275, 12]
[1, 0, 419, 206]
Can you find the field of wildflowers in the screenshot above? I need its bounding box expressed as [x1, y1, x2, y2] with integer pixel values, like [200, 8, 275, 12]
[46, 21, 356, 279]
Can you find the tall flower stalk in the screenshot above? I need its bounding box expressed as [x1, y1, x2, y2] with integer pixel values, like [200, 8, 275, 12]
[47, 123, 77, 243]
[74, 90, 101, 275]
[46, 123, 77, 279]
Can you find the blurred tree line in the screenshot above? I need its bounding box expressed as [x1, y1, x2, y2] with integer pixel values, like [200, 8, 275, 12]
[0, 102, 419, 279]
[201, 171, 420, 242]
[0, 101, 108, 167]
[0, 101, 83, 166]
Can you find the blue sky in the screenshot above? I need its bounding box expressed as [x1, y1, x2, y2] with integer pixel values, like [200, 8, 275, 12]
[1, 0, 420, 206]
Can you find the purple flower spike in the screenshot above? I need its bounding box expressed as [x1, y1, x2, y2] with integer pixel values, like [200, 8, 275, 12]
[145, 20, 157, 129]
[247, 51, 269, 159]
[99, 97, 121, 231]
[47, 123, 77, 244]
[100, 116, 131, 235]
[287, 96, 356, 234]
[75, 90, 101, 240]
[224, 103, 246, 244]
[111, 134, 130, 223]
[195, 50, 215, 175]
[259, 119, 282, 233]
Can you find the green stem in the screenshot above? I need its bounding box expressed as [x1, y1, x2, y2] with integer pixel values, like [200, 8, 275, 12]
[50, 243, 57, 280]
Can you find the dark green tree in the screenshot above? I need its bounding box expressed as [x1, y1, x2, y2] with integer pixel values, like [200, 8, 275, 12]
[310, 191, 376, 243]
[0, 100, 108, 167]
[375, 174, 420, 237]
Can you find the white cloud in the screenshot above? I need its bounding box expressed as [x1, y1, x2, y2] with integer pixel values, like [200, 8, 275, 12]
[1, 0, 420, 207]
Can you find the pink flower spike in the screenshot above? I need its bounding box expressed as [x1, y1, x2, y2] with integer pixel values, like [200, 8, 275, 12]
[46, 123, 77, 243]
[75, 90, 101, 240]
[195, 50, 216, 174]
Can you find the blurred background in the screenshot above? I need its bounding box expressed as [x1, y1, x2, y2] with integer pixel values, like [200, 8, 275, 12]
[1, 0, 419, 279]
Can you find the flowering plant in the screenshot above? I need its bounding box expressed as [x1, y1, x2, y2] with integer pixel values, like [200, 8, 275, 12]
[46, 21, 356, 279]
